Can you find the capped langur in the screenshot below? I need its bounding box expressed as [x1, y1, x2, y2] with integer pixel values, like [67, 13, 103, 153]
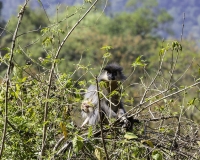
[81, 63, 130, 128]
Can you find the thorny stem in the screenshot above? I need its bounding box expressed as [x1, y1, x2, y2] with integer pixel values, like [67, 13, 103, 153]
[40, 0, 100, 158]
[0, 0, 29, 158]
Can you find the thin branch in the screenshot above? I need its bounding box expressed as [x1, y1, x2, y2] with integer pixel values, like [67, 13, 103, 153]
[95, 0, 108, 23]
[16, 26, 41, 37]
[96, 76, 109, 160]
[0, 0, 29, 158]
[53, 136, 65, 154]
[180, 13, 185, 41]
[0, 20, 10, 37]
[140, 50, 166, 105]
[169, 89, 186, 155]
[142, 116, 178, 122]
[40, 0, 100, 158]
[171, 58, 194, 86]
[37, 0, 50, 23]
[132, 81, 200, 116]
[167, 46, 183, 90]
[122, 80, 200, 121]
[55, 142, 72, 156]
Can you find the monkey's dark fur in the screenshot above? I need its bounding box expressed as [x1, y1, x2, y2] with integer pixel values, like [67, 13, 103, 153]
[81, 63, 135, 129]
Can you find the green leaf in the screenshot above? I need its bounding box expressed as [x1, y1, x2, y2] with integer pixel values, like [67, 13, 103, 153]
[124, 132, 138, 140]
[171, 41, 182, 52]
[152, 150, 163, 160]
[60, 122, 68, 138]
[1, 47, 10, 51]
[72, 136, 83, 153]
[95, 147, 105, 160]
[141, 139, 154, 147]
[159, 48, 165, 56]
[101, 45, 112, 51]
[87, 126, 93, 139]
[21, 77, 27, 83]
[197, 141, 200, 147]
[85, 0, 93, 3]
[132, 56, 146, 68]
[187, 98, 196, 105]
[103, 52, 111, 58]
[159, 127, 165, 132]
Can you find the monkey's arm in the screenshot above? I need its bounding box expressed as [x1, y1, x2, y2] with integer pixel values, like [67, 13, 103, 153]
[81, 107, 100, 127]
[116, 102, 131, 128]
[101, 100, 117, 118]
[81, 117, 90, 127]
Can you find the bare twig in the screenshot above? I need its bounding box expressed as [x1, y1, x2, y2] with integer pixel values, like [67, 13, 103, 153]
[0, 20, 10, 37]
[37, 0, 50, 23]
[181, 13, 185, 41]
[53, 136, 65, 154]
[142, 116, 178, 122]
[122, 80, 200, 120]
[55, 142, 72, 156]
[140, 50, 166, 105]
[16, 26, 41, 37]
[171, 58, 194, 86]
[95, 0, 108, 23]
[0, 0, 29, 158]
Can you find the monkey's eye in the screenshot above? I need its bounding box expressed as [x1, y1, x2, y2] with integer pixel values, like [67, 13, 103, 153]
[106, 70, 112, 76]
[106, 70, 111, 74]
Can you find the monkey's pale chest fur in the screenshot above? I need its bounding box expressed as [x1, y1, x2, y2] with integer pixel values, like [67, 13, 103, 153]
[103, 81, 122, 113]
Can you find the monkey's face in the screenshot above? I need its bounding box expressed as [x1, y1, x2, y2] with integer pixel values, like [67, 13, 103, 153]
[98, 63, 126, 82]
[99, 70, 122, 81]
[81, 100, 94, 113]
[106, 69, 119, 81]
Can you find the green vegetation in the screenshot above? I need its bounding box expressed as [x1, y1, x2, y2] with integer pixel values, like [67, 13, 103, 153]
[0, 0, 200, 159]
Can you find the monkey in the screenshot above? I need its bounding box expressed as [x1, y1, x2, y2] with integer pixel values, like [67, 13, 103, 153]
[81, 63, 130, 128]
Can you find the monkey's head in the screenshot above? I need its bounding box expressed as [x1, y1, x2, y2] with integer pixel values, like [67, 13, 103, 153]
[81, 99, 95, 114]
[98, 63, 126, 82]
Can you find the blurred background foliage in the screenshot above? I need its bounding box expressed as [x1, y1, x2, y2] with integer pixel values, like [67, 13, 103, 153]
[0, 0, 200, 83]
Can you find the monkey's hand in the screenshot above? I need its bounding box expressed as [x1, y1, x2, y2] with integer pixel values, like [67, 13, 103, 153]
[120, 117, 131, 128]
[81, 117, 90, 128]
[117, 108, 131, 128]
